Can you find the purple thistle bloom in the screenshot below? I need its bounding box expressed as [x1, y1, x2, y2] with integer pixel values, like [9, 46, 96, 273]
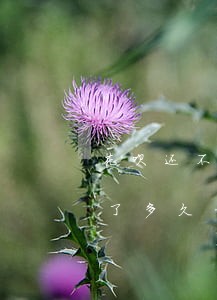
[63, 78, 139, 147]
[38, 255, 90, 300]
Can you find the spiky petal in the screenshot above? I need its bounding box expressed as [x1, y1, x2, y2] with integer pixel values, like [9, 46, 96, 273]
[63, 78, 139, 147]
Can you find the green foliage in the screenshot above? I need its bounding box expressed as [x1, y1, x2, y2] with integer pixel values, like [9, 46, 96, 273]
[54, 208, 117, 296]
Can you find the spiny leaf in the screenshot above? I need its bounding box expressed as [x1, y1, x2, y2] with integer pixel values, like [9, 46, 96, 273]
[64, 211, 87, 249]
[98, 279, 117, 297]
[98, 247, 120, 268]
[92, 235, 109, 244]
[71, 277, 91, 296]
[73, 196, 89, 205]
[102, 167, 119, 184]
[98, 222, 108, 226]
[75, 277, 90, 288]
[54, 207, 65, 222]
[98, 246, 106, 258]
[98, 256, 121, 268]
[63, 211, 102, 279]
[139, 97, 217, 122]
[113, 123, 162, 161]
[50, 248, 78, 256]
[98, 265, 118, 296]
[51, 230, 72, 242]
[116, 167, 144, 177]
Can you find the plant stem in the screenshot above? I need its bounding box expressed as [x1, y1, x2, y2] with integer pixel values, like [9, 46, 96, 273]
[90, 281, 99, 300]
[82, 158, 103, 300]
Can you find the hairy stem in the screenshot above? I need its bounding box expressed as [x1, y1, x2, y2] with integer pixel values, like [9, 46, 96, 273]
[82, 158, 103, 299]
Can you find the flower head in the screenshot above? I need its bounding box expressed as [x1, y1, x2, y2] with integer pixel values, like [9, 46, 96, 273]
[63, 78, 139, 148]
[38, 255, 90, 300]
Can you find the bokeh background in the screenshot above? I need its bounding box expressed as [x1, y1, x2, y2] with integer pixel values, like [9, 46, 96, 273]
[0, 0, 216, 299]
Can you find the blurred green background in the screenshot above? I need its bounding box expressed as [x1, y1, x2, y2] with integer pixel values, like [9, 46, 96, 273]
[0, 0, 216, 299]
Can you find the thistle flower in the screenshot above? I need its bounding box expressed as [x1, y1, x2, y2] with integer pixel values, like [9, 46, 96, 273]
[63, 78, 139, 148]
[38, 255, 90, 300]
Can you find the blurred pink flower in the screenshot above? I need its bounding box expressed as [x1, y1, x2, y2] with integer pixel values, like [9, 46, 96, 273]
[38, 255, 90, 300]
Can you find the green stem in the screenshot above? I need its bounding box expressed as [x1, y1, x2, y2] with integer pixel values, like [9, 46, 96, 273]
[90, 280, 99, 300]
[82, 158, 102, 300]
